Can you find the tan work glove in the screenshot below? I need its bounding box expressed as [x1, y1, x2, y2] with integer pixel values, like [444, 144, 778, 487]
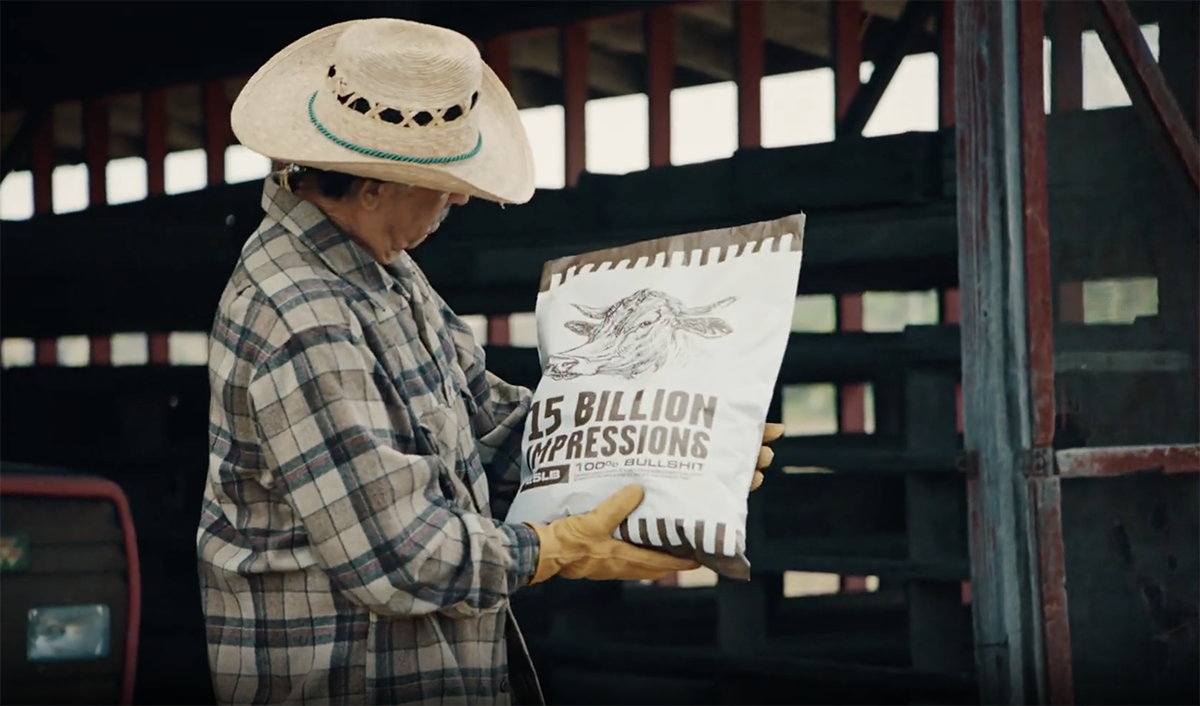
[750, 422, 786, 492]
[525, 484, 701, 585]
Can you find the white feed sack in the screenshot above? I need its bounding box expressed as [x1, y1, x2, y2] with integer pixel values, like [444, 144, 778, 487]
[505, 214, 805, 580]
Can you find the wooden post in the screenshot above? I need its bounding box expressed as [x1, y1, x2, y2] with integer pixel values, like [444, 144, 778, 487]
[204, 80, 231, 188]
[83, 99, 108, 207]
[562, 24, 589, 187]
[956, 0, 1066, 701]
[32, 105, 57, 367]
[148, 333, 171, 365]
[485, 35, 513, 88]
[939, 0, 957, 127]
[645, 7, 674, 167]
[31, 111, 54, 215]
[834, 0, 863, 131]
[144, 89, 168, 197]
[736, 0, 764, 149]
[832, 0, 870, 599]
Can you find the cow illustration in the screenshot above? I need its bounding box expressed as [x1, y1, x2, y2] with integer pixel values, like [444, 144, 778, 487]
[544, 288, 738, 380]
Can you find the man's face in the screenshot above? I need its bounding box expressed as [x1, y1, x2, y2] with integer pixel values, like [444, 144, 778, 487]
[351, 181, 470, 263]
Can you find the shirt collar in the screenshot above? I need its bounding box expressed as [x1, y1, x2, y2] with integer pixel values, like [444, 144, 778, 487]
[258, 176, 408, 300]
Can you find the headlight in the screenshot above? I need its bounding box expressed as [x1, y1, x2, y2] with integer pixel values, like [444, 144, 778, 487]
[27, 604, 111, 663]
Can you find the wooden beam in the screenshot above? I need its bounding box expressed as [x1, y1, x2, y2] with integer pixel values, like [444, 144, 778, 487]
[89, 335, 112, 366]
[143, 89, 168, 197]
[1051, 0, 1084, 112]
[833, 0, 868, 491]
[838, 0, 941, 138]
[736, 1, 765, 149]
[203, 80, 230, 188]
[485, 35, 513, 88]
[591, 12, 736, 83]
[645, 7, 674, 167]
[476, 327, 962, 394]
[834, 0, 864, 123]
[0, 207, 960, 338]
[681, 0, 834, 61]
[31, 110, 54, 215]
[83, 98, 108, 207]
[561, 24, 589, 187]
[511, 32, 642, 96]
[939, 0, 956, 127]
[954, 1, 1063, 702]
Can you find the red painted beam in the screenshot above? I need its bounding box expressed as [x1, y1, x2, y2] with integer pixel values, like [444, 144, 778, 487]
[736, 0, 764, 149]
[31, 113, 54, 215]
[939, 0, 956, 128]
[90, 335, 112, 366]
[833, 0, 867, 489]
[143, 90, 168, 197]
[956, 1, 1073, 700]
[1018, 0, 1056, 448]
[1050, 0, 1084, 112]
[148, 333, 170, 365]
[204, 81, 231, 188]
[562, 24, 589, 188]
[485, 35, 513, 88]
[1055, 444, 1200, 478]
[84, 99, 108, 207]
[487, 315, 510, 347]
[35, 339, 57, 366]
[834, 0, 863, 123]
[836, 293, 867, 433]
[645, 7, 674, 167]
[1030, 476, 1073, 706]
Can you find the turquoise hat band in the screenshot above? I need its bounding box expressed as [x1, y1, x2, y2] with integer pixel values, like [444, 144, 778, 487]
[306, 91, 483, 165]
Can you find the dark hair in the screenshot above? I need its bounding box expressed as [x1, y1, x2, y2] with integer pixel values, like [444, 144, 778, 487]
[276, 163, 372, 200]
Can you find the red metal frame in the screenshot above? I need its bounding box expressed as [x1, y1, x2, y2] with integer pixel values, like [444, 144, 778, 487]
[0, 474, 141, 706]
[1017, 1, 1074, 701]
[1055, 445, 1200, 478]
[84, 99, 109, 208]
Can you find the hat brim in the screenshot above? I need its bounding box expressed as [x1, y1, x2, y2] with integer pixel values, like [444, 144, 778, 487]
[230, 20, 536, 205]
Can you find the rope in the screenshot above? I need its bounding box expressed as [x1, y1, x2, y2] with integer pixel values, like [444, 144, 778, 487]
[307, 91, 482, 165]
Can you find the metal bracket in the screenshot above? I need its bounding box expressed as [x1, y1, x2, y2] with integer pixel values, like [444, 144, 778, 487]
[1022, 446, 1056, 478]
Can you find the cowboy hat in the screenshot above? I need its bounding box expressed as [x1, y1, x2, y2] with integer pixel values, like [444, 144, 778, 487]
[230, 18, 535, 204]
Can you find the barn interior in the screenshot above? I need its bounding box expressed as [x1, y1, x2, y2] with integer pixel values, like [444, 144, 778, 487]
[0, 1, 1197, 704]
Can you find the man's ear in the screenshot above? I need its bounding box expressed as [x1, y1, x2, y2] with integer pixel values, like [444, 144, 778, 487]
[356, 179, 387, 211]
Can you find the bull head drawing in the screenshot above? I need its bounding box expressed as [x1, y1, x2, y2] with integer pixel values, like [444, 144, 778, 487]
[544, 288, 737, 380]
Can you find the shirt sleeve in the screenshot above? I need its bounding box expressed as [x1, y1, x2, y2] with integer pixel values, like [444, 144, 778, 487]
[443, 313, 532, 520]
[247, 324, 539, 620]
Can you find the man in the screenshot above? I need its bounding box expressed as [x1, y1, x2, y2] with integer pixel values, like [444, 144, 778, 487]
[198, 17, 783, 706]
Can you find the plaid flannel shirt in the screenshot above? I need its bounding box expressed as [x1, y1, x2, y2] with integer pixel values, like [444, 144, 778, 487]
[198, 177, 543, 705]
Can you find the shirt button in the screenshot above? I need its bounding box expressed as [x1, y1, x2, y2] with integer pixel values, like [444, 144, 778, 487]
[499, 677, 510, 693]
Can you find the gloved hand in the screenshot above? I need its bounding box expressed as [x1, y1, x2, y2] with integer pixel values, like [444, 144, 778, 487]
[525, 484, 701, 585]
[750, 422, 785, 492]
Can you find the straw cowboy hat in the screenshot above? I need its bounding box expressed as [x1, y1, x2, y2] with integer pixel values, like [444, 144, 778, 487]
[231, 18, 535, 204]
